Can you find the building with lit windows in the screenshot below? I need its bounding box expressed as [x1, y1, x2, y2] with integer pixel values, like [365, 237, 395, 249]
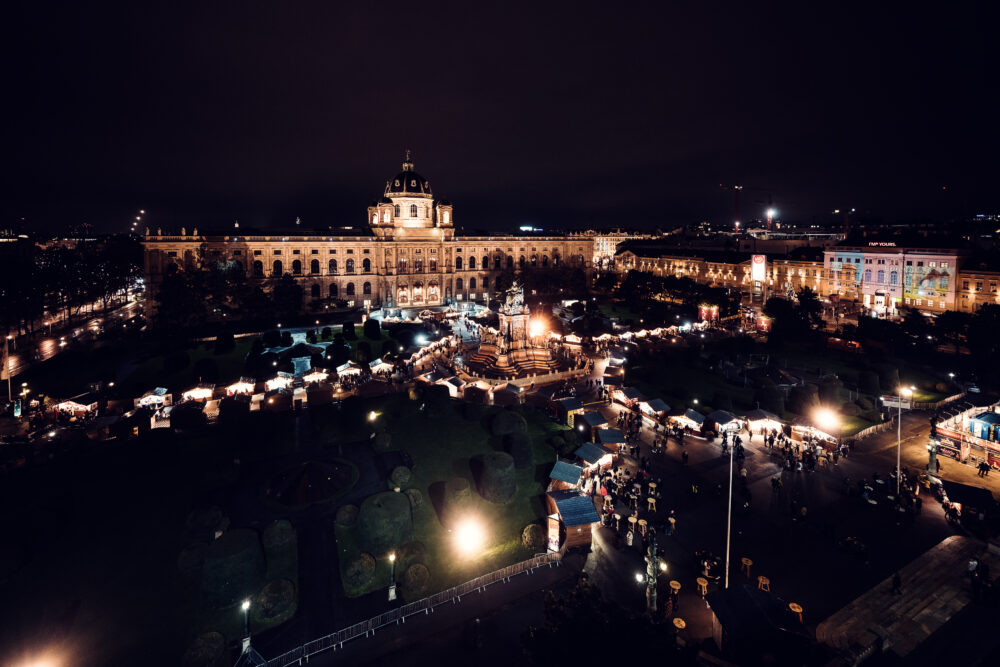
[143, 153, 631, 311]
[955, 263, 1000, 313]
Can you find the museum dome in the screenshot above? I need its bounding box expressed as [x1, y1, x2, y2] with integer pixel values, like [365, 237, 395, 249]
[384, 149, 433, 197]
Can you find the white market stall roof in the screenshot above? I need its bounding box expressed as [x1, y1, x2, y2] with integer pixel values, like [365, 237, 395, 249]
[369, 358, 393, 372]
[182, 384, 215, 401]
[745, 409, 782, 423]
[135, 387, 172, 408]
[672, 408, 705, 426]
[302, 369, 329, 384]
[265, 372, 295, 391]
[227, 378, 256, 394]
[707, 410, 739, 427]
[336, 361, 362, 375]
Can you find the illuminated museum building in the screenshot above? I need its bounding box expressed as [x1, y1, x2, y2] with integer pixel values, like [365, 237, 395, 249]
[143, 153, 629, 308]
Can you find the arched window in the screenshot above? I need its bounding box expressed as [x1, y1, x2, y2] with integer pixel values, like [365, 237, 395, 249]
[372, 214, 378, 224]
[890, 271, 898, 285]
[429, 259, 437, 271]
[310, 284, 320, 298]
[864, 269, 872, 282]
[577, 254, 584, 266]
[273, 260, 283, 275]
[292, 260, 302, 275]
[519, 256, 526, 268]
[469, 277, 476, 290]
[482, 256, 488, 270]
[363, 281, 372, 295]
[233, 260, 244, 274]
[482, 276, 489, 289]
[531, 255, 538, 267]
[310, 259, 320, 274]
[329, 283, 338, 298]
[455, 256, 463, 270]
[398, 258, 408, 272]
[468, 256, 476, 269]
[939, 276, 948, 289]
[394, 205, 400, 217]
[494, 256, 501, 269]
[443, 211, 450, 224]
[410, 204, 417, 217]
[414, 258, 423, 272]
[329, 258, 338, 274]
[542, 255, 549, 267]
[877, 270, 885, 283]
[346, 259, 355, 273]
[507, 255, 514, 268]
[346, 282, 355, 296]
[456, 278, 463, 291]
[253, 260, 264, 277]
[553, 254, 560, 266]
[362, 258, 371, 273]
[383, 211, 390, 223]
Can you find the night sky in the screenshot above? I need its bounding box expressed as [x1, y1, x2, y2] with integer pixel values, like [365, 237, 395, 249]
[6, 1, 993, 233]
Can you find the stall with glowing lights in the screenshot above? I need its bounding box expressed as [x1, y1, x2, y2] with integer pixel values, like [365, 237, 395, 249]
[265, 372, 294, 392]
[53, 393, 99, 417]
[181, 384, 215, 402]
[134, 387, 172, 410]
[744, 408, 784, 437]
[302, 368, 329, 385]
[555, 396, 584, 426]
[578, 411, 608, 440]
[612, 386, 645, 408]
[335, 361, 362, 376]
[596, 427, 626, 454]
[707, 409, 740, 433]
[548, 460, 583, 491]
[574, 441, 614, 473]
[545, 489, 601, 549]
[671, 408, 706, 431]
[226, 378, 257, 396]
[639, 398, 670, 421]
[369, 358, 393, 374]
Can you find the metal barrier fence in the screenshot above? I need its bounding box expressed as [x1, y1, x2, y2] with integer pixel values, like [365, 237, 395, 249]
[264, 551, 561, 666]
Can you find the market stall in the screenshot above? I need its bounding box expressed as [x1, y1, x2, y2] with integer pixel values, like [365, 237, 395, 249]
[134, 387, 172, 410]
[671, 408, 706, 431]
[744, 409, 784, 437]
[596, 427, 625, 453]
[265, 372, 294, 392]
[545, 489, 601, 549]
[226, 378, 256, 396]
[574, 441, 614, 472]
[555, 397, 584, 427]
[639, 398, 670, 421]
[181, 384, 215, 403]
[612, 386, 644, 408]
[548, 460, 583, 491]
[52, 393, 99, 418]
[707, 409, 740, 433]
[302, 369, 329, 385]
[336, 361, 362, 377]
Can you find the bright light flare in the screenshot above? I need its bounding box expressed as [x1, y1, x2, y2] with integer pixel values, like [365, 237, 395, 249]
[529, 318, 546, 338]
[766, 208, 777, 218]
[635, 572, 645, 583]
[813, 408, 840, 433]
[453, 517, 485, 556]
[241, 599, 250, 611]
[659, 561, 667, 572]
[367, 411, 378, 422]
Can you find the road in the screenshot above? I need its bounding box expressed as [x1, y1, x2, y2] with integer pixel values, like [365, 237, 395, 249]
[2, 301, 141, 380]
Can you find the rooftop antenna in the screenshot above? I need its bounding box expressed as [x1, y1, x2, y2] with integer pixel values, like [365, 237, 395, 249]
[402, 149, 414, 171]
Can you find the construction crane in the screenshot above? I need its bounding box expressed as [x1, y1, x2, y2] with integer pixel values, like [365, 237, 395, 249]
[719, 184, 775, 231]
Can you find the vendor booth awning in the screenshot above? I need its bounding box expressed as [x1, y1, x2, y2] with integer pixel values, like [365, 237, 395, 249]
[574, 442, 610, 465]
[674, 408, 705, 426]
[640, 398, 670, 415]
[596, 428, 625, 446]
[580, 412, 608, 428]
[745, 409, 781, 423]
[227, 378, 257, 395]
[707, 410, 739, 427]
[265, 372, 294, 391]
[549, 461, 583, 485]
[618, 386, 644, 401]
[182, 384, 215, 402]
[336, 361, 362, 375]
[546, 490, 601, 527]
[556, 397, 583, 412]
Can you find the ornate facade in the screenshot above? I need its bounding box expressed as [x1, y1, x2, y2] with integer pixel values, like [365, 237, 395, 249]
[143, 153, 630, 310]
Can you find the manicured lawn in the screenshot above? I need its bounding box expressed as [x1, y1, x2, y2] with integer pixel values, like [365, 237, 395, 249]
[118, 337, 256, 396]
[334, 396, 560, 600]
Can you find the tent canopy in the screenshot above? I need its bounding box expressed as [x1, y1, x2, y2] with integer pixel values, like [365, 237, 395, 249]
[641, 398, 670, 414]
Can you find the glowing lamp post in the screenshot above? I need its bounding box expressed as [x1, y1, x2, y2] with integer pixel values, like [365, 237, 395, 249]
[896, 386, 914, 496]
[640, 538, 668, 611]
[453, 517, 485, 557]
[388, 552, 397, 601]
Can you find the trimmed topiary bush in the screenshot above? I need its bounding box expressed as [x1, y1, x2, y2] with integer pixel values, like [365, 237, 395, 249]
[397, 540, 426, 567]
[185, 506, 229, 542]
[479, 451, 517, 503]
[522, 523, 545, 549]
[506, 431, 533, 468]
[840, 403, 861, 417]
[372, 431, 393, 452]
[252, 578, 297, 627]
[357, 491, 413, 553]
[390, 466, 412, 489]
[404, 488, 423, 509]
[343, 553, 376, 592]
[262, 520, 298, 581]
[334, 504, 359, 528]
[401, 563, 430, 598]
[201, 529, 266, 609]
[492, 410, 527, 437]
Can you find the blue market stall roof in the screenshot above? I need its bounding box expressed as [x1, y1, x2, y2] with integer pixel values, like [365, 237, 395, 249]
[620, 387, 644, 401]
[556, 397, 583, 412]
[574, 442, 609, 464]
[642, 398, 670, 413]
[581, 412, 608, 427]
[681, 408, 706, 425]
[707, 409, 739, 426]
[597, 428, 625, 445]
[602, 374, 623, 386]
[547, 490, 601, 527]
[745, 408, 781, 422]
[549, 460, 583, 485]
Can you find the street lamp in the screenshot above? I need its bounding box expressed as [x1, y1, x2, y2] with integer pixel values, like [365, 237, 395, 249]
[241, 598, 251, 637]
[896, 386, 914, 497]
[388, 552, 397, 601]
